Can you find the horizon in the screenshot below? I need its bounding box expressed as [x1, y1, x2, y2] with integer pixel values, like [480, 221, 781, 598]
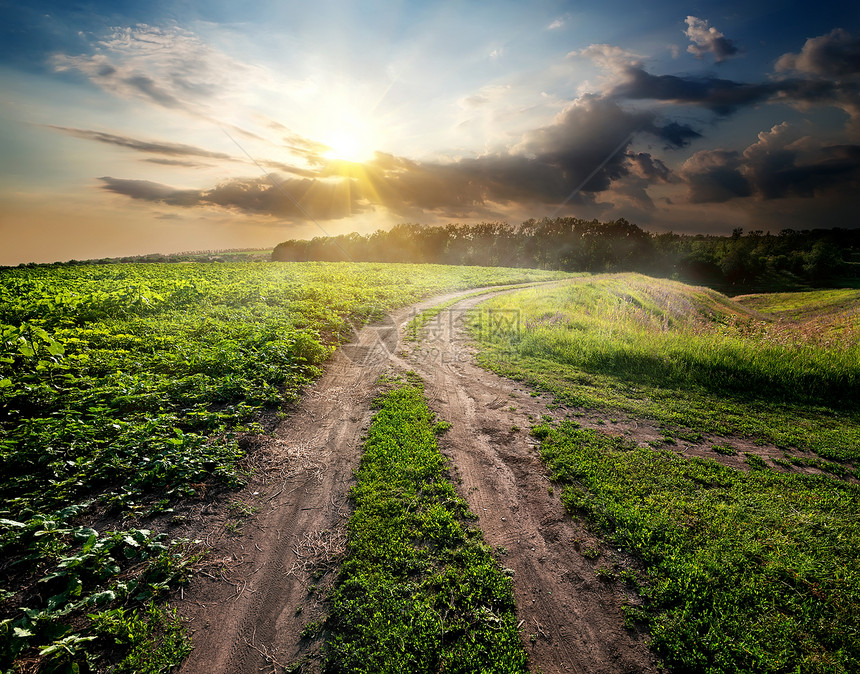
[2, 1, 859, 265]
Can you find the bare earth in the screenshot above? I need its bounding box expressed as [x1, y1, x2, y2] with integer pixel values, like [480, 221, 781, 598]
[175, 285, 665, 673]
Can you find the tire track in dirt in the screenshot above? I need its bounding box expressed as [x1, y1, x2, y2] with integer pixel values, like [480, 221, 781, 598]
[177, 286, 541, 673]
[178, 283, 659, 673]
[400, 292, 659, 674]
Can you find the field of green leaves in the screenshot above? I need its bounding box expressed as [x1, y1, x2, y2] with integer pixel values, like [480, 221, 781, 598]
[473, 274, 860, 672]
[0, 261, 564, 672]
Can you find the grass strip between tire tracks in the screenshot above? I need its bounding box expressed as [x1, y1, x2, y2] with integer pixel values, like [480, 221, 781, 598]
[322, 373, 528, 673]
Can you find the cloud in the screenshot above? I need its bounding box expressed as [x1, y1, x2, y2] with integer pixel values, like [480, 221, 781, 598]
[610, 67, 772, 115]
[776, 29, 860, 77]
[684, 16, 739, 63]
[573, 34, 856, 124]
[528, 94, 698, 152]
[201, 176, 363, 220]
[627, 152, 673, 183]
[95, 93, 702, 222]
[260, 160, 317, 178]
[742, 122, 860, 199]
[580, 43, 770, 115]
[50, 124, 327, 175]
[680, 149, 751, 202]
[52, 24, 257, 115]
[773, 30, 860, 132]
[98, 175, 364, 221]
[570, 44, 643, 74]
[609, 64, 860, 120]
[50, 126, 234, 159]
[356, 96, 696, 214]
[281, 134, 331, 166]
[597, 152, 676, 212]
[99, 177, 203, 206]
[679, 123, 860, 203]
[548, 19, 564, 30]
[143, 158, 209, 168]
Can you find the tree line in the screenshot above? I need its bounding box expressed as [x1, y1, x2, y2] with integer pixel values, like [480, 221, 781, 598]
[271, 218, 860, 292]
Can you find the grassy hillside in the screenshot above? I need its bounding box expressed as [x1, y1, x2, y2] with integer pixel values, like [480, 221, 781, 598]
[471, 274, 860, 672]
[475, 274, 860, 461]
[736, 289, 860, 345]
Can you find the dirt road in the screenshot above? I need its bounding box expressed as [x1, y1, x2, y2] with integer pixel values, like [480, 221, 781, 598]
[177, 285, 659, 673]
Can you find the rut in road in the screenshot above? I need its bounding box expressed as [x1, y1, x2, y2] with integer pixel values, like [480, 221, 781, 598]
[178, 285, 658, 674]
[401, 292, 658, 674]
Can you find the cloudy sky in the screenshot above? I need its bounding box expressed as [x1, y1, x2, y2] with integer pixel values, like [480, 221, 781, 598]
[1, 1, 859, 264]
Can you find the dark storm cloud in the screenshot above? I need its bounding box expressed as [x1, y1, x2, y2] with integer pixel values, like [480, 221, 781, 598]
[50, 126, 234, 159]
[143, 158, 208, 167]
[98, 175, 363, 221]
[658, 122, 702, 148]
[610, 67, 772, 115]
[626, 152, 673, 183]
[99, 177, 203, 205]
[776, 29, 860, 77]
[610, 65, 857, 117]
[743, 127, 860, 199]
[679, 125, 860, 204]
[517, 96, 697, 187]
[348, 97, 699, 216]
[680, 150, 751, 203]
[359, 153, 567, 217]
[684, 16, 740, 64]
[96, 96, 701, 221]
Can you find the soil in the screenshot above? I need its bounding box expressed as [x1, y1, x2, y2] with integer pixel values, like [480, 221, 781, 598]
[173, 283, 836, 673]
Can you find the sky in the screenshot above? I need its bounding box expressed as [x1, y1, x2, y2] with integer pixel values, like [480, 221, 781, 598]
[1, 1, 859, 264]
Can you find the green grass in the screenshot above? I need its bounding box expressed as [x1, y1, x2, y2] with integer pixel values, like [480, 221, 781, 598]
[536, 421, 860, 673]
[735, 288, 860, 319]
[1, 262, 563, 672]
[473, 274, 860, 462]
[322, 375, 527, 673]
[735, 289, 860, 347]
[470, 273, 860, 671]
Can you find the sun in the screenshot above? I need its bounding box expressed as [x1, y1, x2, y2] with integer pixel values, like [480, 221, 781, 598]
[323, 129, 374, 163]
[318, 107, 381, 164]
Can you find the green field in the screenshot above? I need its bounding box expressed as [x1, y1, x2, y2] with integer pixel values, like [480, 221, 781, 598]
[3, 263, 858, 672]
[472, 274, 860, 672]
[0, 262, 564, 672]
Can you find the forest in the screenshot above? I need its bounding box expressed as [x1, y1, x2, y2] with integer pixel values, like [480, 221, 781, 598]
[272, 219, 860, 292]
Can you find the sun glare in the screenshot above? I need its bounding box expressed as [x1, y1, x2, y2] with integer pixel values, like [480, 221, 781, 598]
[323, 129, 374, 163]
[318, 105, 381, 164]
